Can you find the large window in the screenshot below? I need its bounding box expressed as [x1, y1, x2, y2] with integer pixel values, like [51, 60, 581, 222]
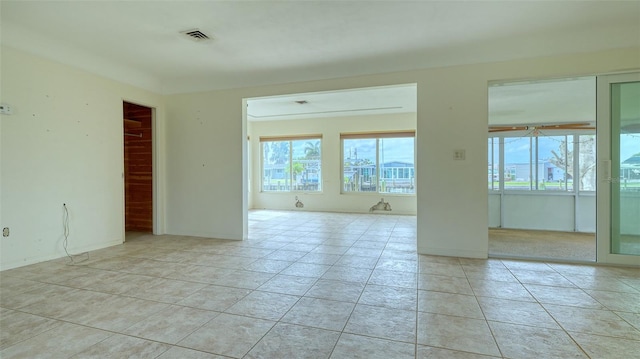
[488, 133, 596, 192]
[342, 132, 415, 194]
[261, 136, 321, 192]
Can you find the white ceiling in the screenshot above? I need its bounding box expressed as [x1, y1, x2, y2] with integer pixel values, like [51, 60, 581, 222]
[247, 84, 416, 121]
[488, 77, 596, 126]
[2, 1, 639, 95]
[248, 76, 598, 124]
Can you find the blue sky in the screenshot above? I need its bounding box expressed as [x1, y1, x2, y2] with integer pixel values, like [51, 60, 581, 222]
[291, 139, 318, 158]
[502, 136, 568, 164]
[620, 135, 640, 162]
[271, 138, 415, 164]
[343, 138, 415, 164]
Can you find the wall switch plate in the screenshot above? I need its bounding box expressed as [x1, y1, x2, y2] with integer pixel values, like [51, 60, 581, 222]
[2, 227, 9, 237]
[453, 149, 466, 160]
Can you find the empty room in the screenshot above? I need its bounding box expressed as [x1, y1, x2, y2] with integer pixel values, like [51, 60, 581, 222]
[1, 1, 639, 358]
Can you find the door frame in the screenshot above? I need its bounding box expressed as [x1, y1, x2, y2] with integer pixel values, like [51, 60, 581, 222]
[122, 100, 159, 240]
[596, 72, 640, 265]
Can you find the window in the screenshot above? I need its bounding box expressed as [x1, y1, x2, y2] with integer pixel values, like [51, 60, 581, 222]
[342, 132, 415, 194]
[503, 136, 533, 190]
[578, 135, 596, 191]
[488, 137, 499, 190]
[261, 136, 321, 192]
[489, 133, 596, 192]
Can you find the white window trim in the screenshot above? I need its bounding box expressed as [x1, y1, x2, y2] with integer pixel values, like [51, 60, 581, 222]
[260, 135, 323, 193]
[340, 132, 416, 196]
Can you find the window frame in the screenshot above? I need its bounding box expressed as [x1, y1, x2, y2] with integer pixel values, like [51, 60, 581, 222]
[260, 135, 323, 193]
[488, 131, 596, 194]
[340, 131, 416, 195]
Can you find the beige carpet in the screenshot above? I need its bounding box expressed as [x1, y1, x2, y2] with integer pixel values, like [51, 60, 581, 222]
[489, 228, 596, 262]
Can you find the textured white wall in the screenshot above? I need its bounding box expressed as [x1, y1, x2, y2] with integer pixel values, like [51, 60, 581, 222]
[502, 194, 575, 231]
[0, 46, 165, 270]
[164, 89, 246, 239]
[577, 195, 596, 233]
[488, 194, 501, 228]
[489, 193, 596, 232]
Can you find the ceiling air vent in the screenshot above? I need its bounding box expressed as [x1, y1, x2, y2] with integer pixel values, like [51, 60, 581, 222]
[181, 29, 211, 42]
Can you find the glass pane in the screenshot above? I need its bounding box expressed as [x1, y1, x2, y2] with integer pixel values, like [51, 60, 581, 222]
[538, 136, 572, 191]
[262, 141, 290, 192]
[343, 138, 377, 192]
[611, 81, 640, 255]
[488, 138, 500, 190]
[292, 139, 322, 192]
[578, 135, 596, 191]
[504, 137, 532, 190]
[379, 137, 415, 194]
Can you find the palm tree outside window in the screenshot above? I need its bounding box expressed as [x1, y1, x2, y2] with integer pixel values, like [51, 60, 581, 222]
[261, 136, 322, 192]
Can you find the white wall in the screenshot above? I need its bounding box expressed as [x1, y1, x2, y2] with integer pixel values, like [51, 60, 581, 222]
[0, 46, 165, 270]
[164, 88, 246, 240]
[503, 194, 575, 231]
[164, 47, 638, 257]
[249, 113, 417, 214]
[488, 193, 596, 232]
[488, 194, 501, 228]
[577, 195, 596, 233]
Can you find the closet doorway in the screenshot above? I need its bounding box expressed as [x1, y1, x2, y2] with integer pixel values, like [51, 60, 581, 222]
[123, 101, 153, 234]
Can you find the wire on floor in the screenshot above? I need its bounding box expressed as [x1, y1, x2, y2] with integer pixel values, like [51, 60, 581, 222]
[63, 203, 90, 265]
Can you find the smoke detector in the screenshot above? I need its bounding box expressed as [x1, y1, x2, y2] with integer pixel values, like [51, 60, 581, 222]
[180, 29, 212, 42]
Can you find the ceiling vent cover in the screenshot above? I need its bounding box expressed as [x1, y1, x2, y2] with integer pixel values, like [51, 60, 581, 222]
[181, 29, 211, 42]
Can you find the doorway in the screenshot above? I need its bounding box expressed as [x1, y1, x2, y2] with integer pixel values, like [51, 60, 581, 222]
[243, 84, 418, 238]
[487, 77, 597, 262]
[123, 101, 153, 234]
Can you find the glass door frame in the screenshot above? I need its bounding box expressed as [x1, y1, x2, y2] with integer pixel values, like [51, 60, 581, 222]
[596, 72, 640, 266]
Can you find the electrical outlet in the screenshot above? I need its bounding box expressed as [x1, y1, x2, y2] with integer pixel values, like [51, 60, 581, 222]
[2, 227, 9, 237]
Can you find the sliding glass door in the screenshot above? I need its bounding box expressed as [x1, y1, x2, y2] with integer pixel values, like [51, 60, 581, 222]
[597, 73, 640, 265]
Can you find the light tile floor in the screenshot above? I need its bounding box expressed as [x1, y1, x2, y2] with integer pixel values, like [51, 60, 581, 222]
[1, 210, 639, 358]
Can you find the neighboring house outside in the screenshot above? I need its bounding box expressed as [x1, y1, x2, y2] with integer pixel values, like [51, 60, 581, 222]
[504, 161, 569, 182]
[490, 161, 570, 190]
[345, 161, 415, 193]
[621, 153, 640, 191]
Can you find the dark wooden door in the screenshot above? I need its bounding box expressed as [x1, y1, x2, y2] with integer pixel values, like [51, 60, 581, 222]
[123, 102, 153, 232]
